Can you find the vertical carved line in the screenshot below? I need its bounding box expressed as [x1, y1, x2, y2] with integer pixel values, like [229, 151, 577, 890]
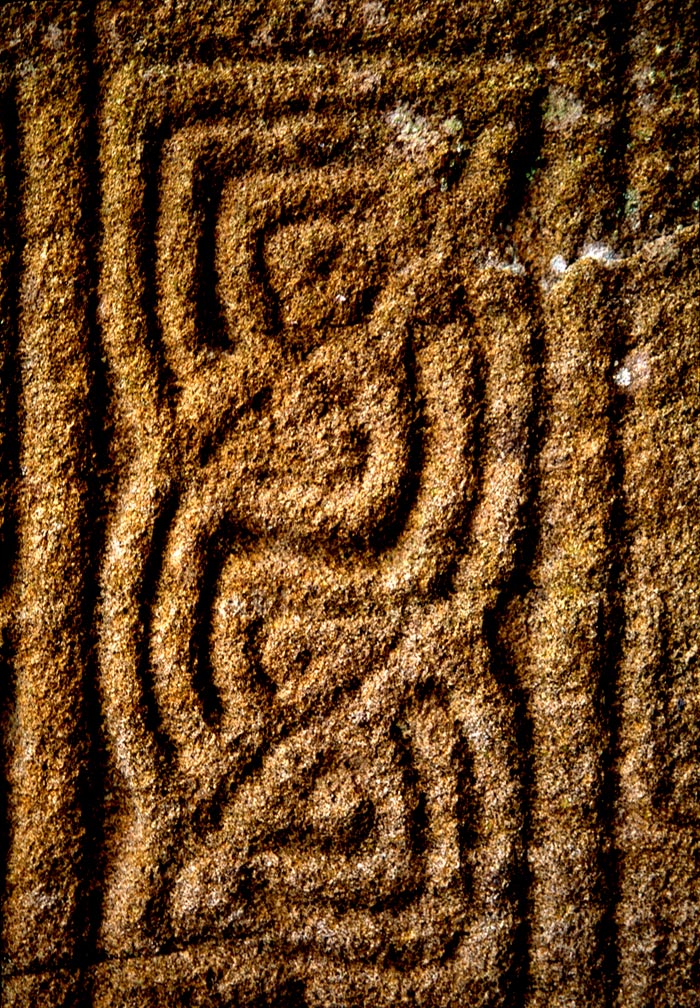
[0, 72, 20, 712]
[0, 73, 21, 1001]
[614, 231, 700, 1007]
[524, 261, 618, 1007]
[1, 26, 93, 978]
[0, 76, 14, 610]
[96, 67, 174, 956]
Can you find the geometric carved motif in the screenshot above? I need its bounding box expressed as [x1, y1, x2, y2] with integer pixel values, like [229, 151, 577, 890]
[2, 8, 697, 1008]
[97, 60, 535, 1001]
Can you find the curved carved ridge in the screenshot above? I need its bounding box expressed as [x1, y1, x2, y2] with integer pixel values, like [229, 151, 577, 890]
[0, 7, 695, 1006]
[524, 259, 619, 1008]
[95, 56, 538, 1003]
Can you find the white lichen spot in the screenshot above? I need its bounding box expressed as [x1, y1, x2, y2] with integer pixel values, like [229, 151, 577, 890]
[481, 250, 525, 275]
[581, 241, 620, 264]
[351, 68, 382, 96]
[46, 24, 64, 49]
[544, 87, 584, 131]
[545, 242, 624, 288]
[613, 365, 632, 388]
[387, 102, 442, 160]
[220, 595, 245, 618]
[442, 116, 463, 137]
[309, 0, 331, 25]
[613, 349, 651, 392]
[363, 1, 387, 29]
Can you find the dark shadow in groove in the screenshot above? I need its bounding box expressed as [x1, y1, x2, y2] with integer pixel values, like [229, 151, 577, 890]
[197, 384, 272, 469]
[418, 307, 483, 602]
[134, 486, 214, 954]
[496, 86, 547, 239]
[385, 712, 428, 906]
[243, 615, 277, 698]
[191, 160, 229, 351]
[70, 9, 112, 999]
[453, 733, 479, 898]
[486, 592, 536, 1008]
[365, 330, 424, 555]
[138, 485, 182, 763]
[594, 7, 656, 1001]
[600, 0, 637, 252]
[0, 628, 17, 958]
[0, 79, 25, 966]
[190, 520, 231, 729]
[251, 224, 283, 338]
[190, 516, 259, 729]
[462, 330, 488, 552]
[480, 276, 546, 1008]
[596, 265, 631, 1008]
[139, 124, 179, 412]
[0, 82, 22, 602]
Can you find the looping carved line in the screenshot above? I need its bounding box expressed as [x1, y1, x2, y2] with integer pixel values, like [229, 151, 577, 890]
[97, 61, 536, 989]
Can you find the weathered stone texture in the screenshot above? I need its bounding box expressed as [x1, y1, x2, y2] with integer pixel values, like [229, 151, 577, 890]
[0, 2, 697, 1006]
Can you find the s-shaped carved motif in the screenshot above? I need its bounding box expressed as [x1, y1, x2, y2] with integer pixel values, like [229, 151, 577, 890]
[98, 100, 535, 999]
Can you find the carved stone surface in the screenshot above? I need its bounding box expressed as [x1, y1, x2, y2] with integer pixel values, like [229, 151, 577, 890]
[0, 3, 697, 1007]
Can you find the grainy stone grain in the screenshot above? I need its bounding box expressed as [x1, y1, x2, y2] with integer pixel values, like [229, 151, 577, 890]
[0, 3, 697, 1006]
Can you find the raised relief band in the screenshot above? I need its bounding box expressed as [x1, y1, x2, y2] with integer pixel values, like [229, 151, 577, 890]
[96, 60, 534, 1002]
[0, 6, 697, 1008]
